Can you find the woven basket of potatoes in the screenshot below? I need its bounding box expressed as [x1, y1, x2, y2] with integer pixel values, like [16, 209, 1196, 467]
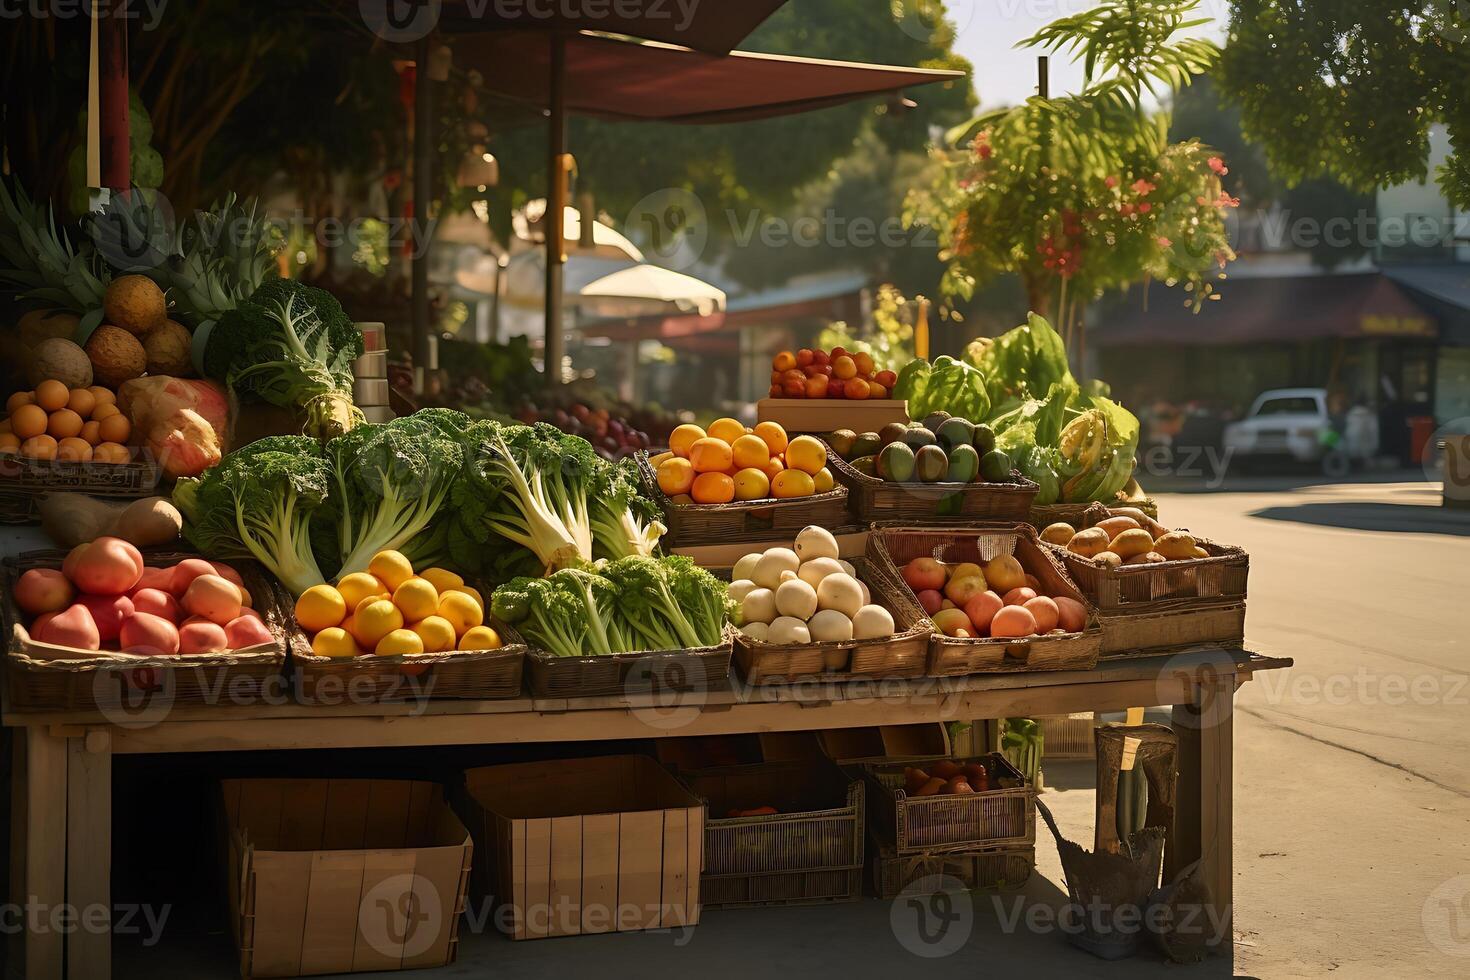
[1038, 508, 1249, 610]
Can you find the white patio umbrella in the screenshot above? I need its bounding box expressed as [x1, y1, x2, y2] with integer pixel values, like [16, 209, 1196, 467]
[577, 264, 726, 319]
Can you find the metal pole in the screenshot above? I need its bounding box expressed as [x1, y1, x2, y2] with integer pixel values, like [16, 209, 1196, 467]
[544, 33, 567, 387]
[97, 3, 129, 190]
[411, 35, 436, 393]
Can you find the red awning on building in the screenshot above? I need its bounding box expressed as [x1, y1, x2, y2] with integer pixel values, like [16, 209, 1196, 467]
[1095, 273, 1437, 347]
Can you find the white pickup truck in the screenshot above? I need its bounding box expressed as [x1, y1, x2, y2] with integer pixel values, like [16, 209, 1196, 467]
[1223, 388, 1379, 475]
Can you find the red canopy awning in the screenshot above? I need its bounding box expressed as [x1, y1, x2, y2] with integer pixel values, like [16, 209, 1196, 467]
[425, 1, 788, 53]
[1095, 273, 1437, 347]
[456, 30, 965, 123]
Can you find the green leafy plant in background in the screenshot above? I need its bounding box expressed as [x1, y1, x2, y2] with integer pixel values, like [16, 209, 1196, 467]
[1219, 0, 1470, 208]
[908, 0, 1238, 350]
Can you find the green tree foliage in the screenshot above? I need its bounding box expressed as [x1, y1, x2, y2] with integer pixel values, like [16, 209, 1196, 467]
[1170, 74, 1376, 270]
[1219, 1, 1470, 206]
[911, 0, 1238, 347]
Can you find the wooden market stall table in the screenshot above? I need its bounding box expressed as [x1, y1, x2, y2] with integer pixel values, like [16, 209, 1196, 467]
[4, 644, 1290, 980]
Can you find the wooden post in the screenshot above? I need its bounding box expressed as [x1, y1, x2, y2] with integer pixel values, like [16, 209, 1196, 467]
[544, 33, 568, 387]
[411, 36, 437, 392]
[97, 1, 130, 190]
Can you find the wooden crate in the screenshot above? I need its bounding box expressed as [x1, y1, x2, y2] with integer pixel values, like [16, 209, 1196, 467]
[222, 778, 472, 977]
[866, 753, 1035, 855]
[867, 523, 1102, 676]
[0, 451, 161, 524]
[757, 398, 909, 433]
[730, 558, 931, 684]
[826, 442, 1039, 524]
[872, 844, 1034, 898]
[458, 756, 703, 940]
[4, 550, 288, 712]
[682, 761, 864, 909]
[524, 627, 733, 699]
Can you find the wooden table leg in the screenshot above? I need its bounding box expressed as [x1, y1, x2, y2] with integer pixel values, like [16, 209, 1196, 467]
[66, 730, 111, 980]
[20, 727, 67, 980]
[1167, 669, 1234, 954]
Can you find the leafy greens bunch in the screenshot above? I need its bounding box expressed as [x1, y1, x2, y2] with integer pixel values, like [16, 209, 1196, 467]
[451, 421, 665, 578]
[173, 435, 333, 597]
[491, 555, 729, 657]
[205, 278, 364, 440]
[322, 408, 469, 579]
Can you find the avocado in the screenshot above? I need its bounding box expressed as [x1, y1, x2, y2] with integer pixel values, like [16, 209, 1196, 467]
[877, 442, 916, 482]
[851, 431, 882, 459]
[915, 445, 949, 483]
[849, 454, 878, 477]
[946, 443, 980, 483]
[921, 411, 951, 433]
[979, 449, 1013, 483]
[879, 422, 910, 447]
[972, 423, 997, 455]
[826, 428, 857, 459]
[936, 417, 975, 451]
[900, 427, 936, 450]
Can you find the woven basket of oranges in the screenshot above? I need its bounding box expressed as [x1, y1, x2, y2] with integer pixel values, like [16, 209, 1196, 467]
[636, 418, 852, 546]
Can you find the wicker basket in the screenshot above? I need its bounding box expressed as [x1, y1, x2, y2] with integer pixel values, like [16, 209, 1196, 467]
[3, 550, 287, 713]
[0, 452, 162, 524]
[825, 440, 1039, 523]
[872, 844, 1034, 899]
[1030, 497, 1160, 530]
[684, 761, 864, 909]
[1056, 540, 1249, 611]
[635, 450, 852, 547]
[867, 523, 1102, 676]
[291, 621, 527, 704]
[525, 626, 734, 699]
[732, 558, 932, 684]
[1099, 600, 1246, 655]
[866, 753, 1035, 854]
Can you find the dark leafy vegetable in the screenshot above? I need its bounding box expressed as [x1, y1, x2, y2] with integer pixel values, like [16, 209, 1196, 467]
[173, 435, 332, 596]
[205, 279, 364, 440]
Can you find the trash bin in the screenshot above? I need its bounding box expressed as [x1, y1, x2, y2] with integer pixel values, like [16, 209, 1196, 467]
[1409, 416, 1437, 465]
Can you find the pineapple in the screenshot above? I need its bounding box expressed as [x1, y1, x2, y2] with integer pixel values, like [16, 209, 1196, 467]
[155, 193, 279, 329]
[0, 179, 110, 315]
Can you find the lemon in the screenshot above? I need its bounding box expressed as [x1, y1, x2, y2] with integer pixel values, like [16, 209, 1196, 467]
[458, 625, 503, 651]
[337, 572, 388, 610]
[411, 615, 458, 653]
[354, 598, 404, 649]
[449, 584, 484, 612]
[419, 567, 464, 594]
[437, 591, 484, 636]
[393, 577, 439, 622]
[813, 466, 835, 493]
[311, 627, 359, 658]
[295, 585, 347, 633]
[368, 550, 414, 591]
[375, 628, 424, 656]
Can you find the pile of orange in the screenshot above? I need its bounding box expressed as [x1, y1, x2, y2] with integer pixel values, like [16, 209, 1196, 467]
[651, 419, 833, 505]
[0, 381, 132, 464]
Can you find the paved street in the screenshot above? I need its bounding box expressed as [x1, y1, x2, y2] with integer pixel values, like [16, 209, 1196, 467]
[1149, 475, 1470, 978]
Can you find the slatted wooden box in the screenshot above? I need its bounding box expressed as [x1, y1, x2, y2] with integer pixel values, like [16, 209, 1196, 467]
[458, 755, 703, 940]
[222, 778, 472, 978]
